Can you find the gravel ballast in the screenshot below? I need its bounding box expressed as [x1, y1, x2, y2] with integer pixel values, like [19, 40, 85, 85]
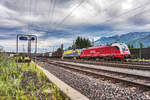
[38, 62, 150, 100]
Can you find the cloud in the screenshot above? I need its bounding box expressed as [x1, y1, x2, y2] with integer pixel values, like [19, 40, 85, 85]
[0, 0, 150, 52]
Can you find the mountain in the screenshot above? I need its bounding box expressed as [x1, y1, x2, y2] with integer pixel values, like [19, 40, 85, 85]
[94, 32, 150, 48]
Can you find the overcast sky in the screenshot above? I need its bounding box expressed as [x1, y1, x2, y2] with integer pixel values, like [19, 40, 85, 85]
[0, 0, 150, 52]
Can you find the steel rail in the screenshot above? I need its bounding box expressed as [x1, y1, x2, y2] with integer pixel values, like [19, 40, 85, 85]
[62, 59, 150, 66]
[59, 59, 150, 70]
[47, 60, 150, 88]
[35, 57, 150, 70]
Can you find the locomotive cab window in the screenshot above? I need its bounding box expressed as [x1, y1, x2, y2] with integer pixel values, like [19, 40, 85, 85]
[114, 46, 119, 50]
[122, 45, 128, 51]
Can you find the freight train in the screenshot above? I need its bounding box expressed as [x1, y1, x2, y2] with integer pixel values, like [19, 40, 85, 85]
[52, 51, 63, 58]
[52, 43, 131, 60]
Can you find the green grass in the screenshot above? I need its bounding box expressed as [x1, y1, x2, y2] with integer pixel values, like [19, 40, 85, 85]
[132, 58, 150, 62]
[0, 53, 68, 100]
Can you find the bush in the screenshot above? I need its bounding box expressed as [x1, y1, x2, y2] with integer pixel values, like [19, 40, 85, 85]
[0, 53, 68, 100]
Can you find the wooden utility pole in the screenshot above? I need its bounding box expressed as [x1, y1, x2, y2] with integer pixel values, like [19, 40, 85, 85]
[61, 44, 64, 59]
[139, 42, 143, 59]
[73, 40, 76, 60]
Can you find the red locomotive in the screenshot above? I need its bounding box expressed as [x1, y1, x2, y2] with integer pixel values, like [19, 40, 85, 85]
[80, 43, 131, 60]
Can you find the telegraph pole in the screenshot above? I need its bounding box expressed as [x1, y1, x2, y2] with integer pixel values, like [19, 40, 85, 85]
[73, 40, 76, 60]
[61, 44, 64, 60]
[139, 42, 143, 59]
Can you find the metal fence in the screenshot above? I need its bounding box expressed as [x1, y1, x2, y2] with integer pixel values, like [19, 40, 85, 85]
[130, 48, 150, 59]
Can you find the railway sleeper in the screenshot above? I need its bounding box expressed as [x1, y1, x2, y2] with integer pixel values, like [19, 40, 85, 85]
[48, 61, 150, 88]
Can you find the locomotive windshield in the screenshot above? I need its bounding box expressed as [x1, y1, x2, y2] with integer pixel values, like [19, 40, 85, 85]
[114, 46, 120, 50]
[122, 44, 129, 51]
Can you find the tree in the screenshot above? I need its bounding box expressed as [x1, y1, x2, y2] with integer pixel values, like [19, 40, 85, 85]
[75, 36, 92, 49]
[128, 44, 131, 49]
[67, 36, 92, 50]
[139, 42, 143, 59]
[66, 36, 92, 50]
[72, 44, 76, 50]
[75, 36, 80, 49]
[128, 44, 134, 49]
[147, 46, 150, 48]
[56, 48, 63, 52]
[131, 44, 134, 49]
[140, 42, 143, 48]
[68, 46, 72, 50]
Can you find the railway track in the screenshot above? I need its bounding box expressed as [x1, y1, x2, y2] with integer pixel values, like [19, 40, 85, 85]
[87, 60, 150, 66]
[35, 57, 150, 70]
[57, 59, 150, 70]
[46, 60, 150, 88]
[35, 56, 150, 66]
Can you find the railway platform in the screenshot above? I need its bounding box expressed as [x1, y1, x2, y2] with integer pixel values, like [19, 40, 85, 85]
[33, 61, 89, 100]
